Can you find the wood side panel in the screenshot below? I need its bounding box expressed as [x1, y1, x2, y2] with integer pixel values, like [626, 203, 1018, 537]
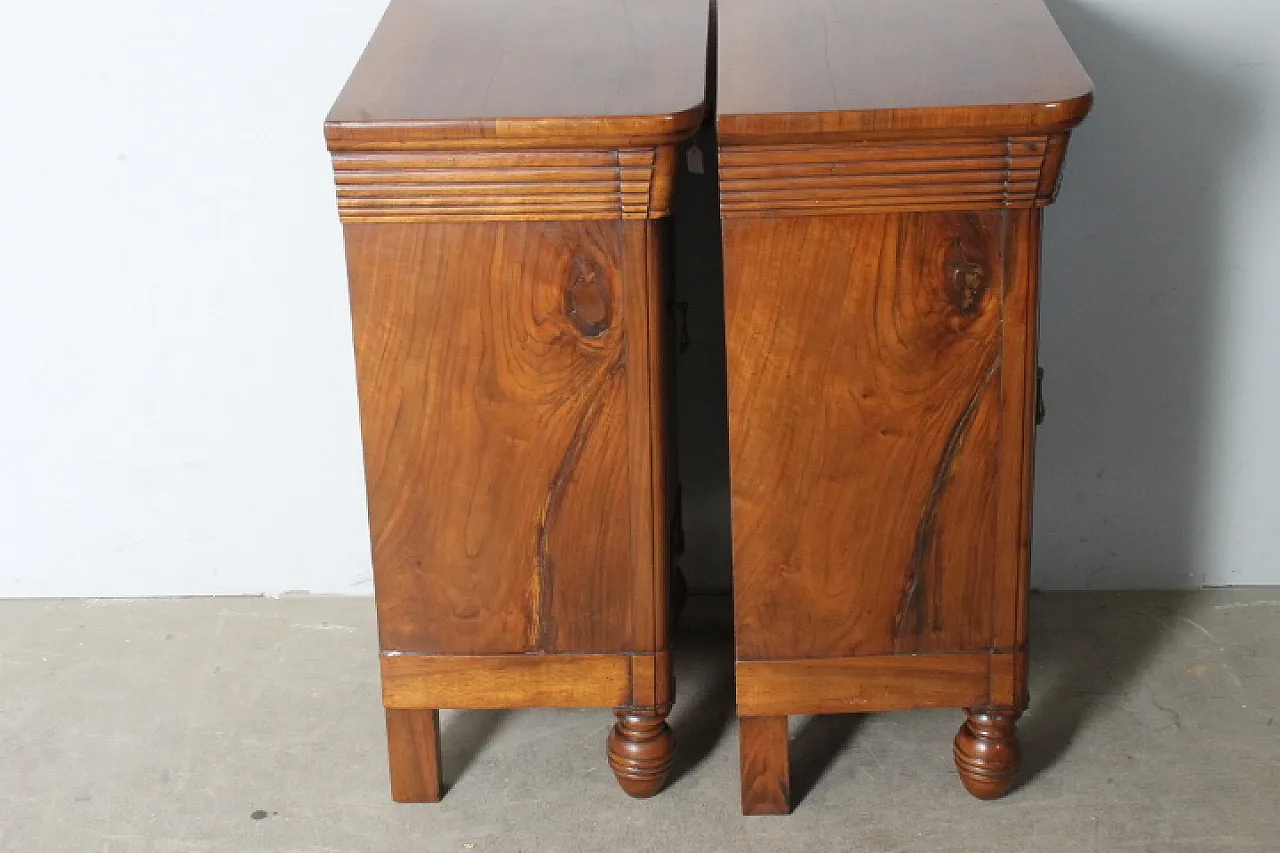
[381, 653, 633, 709]
[736, 654, 994, 716]
[345, 220, 635, 655]
[542, 357, 634, 652]
[992, 209, 1042, 655]
[621, 220, 671, 661]
[1016, 213, 1043, 661]
[724, 212, 1004, 661]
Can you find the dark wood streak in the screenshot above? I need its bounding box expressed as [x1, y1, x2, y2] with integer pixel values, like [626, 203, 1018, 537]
[894, 355, 1001, 647]
[946, 231, 990, 318]
[533, 355, 627, 652]
[717, 0, 1092, 813]
[329, 0, 703, 802]
[564, 256, 613, 338]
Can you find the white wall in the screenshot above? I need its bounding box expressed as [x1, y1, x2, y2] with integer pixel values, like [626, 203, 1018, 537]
[1034, 0, 1280, 587]
[0, 0, 391, 595]
[0, 0, 1277, 596]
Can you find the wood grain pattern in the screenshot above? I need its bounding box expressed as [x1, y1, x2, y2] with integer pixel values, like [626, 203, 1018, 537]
[988, 649, 1028, 709]
[346, 220, 635, 656]
[607, 710, 675, 798]
[716, 0, 1092, 144]
[386, 709, 443, 802]
[739, 716, 791, 815]
[622, 222, 672, 660]
[326, 0, 707, 150]
[329, 0, 701, 802]
[954, 708, 1022, 799]
[381, 653, 635, 709]
[717, 0, 1090, 804]
[719, 138, 1064, 216]
[333, 148, 678, 222]
[994, 209, 1042, 654]
[725, 212, 1005, 660]
[736, 654, 1003, 717]
[628, 647, 673, 710]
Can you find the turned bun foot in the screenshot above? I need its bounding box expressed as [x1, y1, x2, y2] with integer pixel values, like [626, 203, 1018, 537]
[953, 708, 1021, 800]
[607, 710, 674, 798]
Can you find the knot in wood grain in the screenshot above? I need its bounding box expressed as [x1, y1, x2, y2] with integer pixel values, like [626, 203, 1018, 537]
[564, 257, 613, 338]
[945, 237, 990, 318]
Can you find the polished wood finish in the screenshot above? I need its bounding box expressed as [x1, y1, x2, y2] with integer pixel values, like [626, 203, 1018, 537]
[607, 708, 676, 799]
[725, 210, 1013, 663]
[716, 0, 1092, 144]
[332, 148, 679, 222]
[385, 709, 443, 803]
[382, 654, 637, 710]
[328, 0, 706, 800]
[954, 708, 1023, 799]
[718, 138, 1065, 217]
[717, 0, 1091, 813]
[739, 716, 790, 815]
[327, 0, 706, 150]
[343, 219, 648, 659]
[738, 654, 998, 717]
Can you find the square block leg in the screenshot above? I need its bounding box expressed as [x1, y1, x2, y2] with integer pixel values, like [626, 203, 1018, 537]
[386, 708, 442, 803]
[739, 715, 790, 815]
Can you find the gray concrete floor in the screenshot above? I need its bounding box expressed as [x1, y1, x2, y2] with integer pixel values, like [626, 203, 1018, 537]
[1, 591, 1277, 852]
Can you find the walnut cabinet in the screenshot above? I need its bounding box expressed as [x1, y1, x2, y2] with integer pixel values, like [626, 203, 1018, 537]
[715, 0, 1094, 814]
[326, 0, 708, 800]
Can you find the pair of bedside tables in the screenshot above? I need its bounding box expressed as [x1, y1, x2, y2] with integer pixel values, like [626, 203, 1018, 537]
[326, 0, 1092, 815]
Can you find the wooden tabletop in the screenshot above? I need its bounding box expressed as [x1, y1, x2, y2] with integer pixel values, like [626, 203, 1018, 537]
[327, 0, 708, 150]
[717, 0, 1093, 142]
